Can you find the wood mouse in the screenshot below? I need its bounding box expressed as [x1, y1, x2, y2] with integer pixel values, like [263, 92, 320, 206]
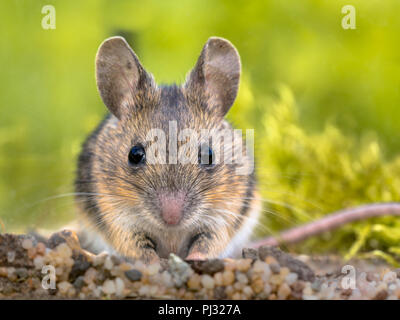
[75, 36, 261, 263]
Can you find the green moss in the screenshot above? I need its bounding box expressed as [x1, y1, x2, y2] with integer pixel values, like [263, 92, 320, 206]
[247, 86, 400, 263]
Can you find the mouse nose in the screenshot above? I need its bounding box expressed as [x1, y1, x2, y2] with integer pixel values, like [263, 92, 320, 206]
[158, 191, 186, 225]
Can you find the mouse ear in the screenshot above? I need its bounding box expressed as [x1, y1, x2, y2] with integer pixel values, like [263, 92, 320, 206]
[185, 37, 241, 117]
[95, 36, 153, 119]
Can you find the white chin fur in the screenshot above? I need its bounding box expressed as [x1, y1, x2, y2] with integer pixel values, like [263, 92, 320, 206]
[218, 198, 261, 258]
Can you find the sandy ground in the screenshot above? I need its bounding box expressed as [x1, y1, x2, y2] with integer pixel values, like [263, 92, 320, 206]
[0, 231, 399, 300]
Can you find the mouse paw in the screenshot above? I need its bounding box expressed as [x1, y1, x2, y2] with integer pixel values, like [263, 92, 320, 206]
[140, 250, 160, 265]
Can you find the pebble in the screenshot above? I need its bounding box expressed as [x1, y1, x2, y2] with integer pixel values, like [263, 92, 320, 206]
[104, 256, 114, 270]
[270, 274, 283, 285]
[213, 286, 227, 299]
[367, 272, 378, 282]
[234, 282, 244, 291]
[311, 280, 322, 292]
[125, 269, 142, 282]
[213, 272, 223, 286]
[242, 248, 258, 260]
[0, 267, 7, 277]
[55, 267, 63, 276]
[278, 283, 291, 299]
[92, 287, 102, 298]
[232, 292, 242, 300]
[138, 285, 150, 297]
[132, 260, 146, 271]
[270, 263, 281, 274]
[147, 263, 160, 276]
[236, 272, 248, 285]
[187, 274, 201, 290]
[285, 272, 298, 285]
[7, 251, 16, 263]
[27, 247, 37, 259]
[280, 267, 290, 277]
[263, 283, 272, 296]
[160, 271, 173, 288]
[83, 268, 97, 284]
[236, 259, 252, 272]
[73, 276, 85, 289]
[383, 271, 397, 283]
[201, 275, 215, 289]
[67, 287, 76, 298]
[225, 285, 234, 297]
[118, 262, 133, 272]
[224, 259, 237, 271]
[374, 289, 388, 300]
[168, 254, 193, 287]
[36, 242, 46, 255]
[56, 243, 72, 259]
[222, 270, 235, 286]
[251, 277, 264, 293]
[16, 268, 29, 280]
[303, 285, 313, 296]
[264, 256, 278, 265]
[252, 260, 271, 277]
[149, 285, 159, 296]
[7, 269, 18, 282]
[191, 259, 225, 275]
[388, 283, 397, 291]
[58, 281, 72, 294]
[21, 239, 33, 250]
[102, 279, 116, 295]
[242, 285, 254, 298]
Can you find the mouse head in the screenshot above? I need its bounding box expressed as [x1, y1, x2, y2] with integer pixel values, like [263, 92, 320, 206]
[89, 36, 254, 258]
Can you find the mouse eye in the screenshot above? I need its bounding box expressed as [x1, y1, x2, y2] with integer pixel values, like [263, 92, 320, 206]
[128, 145, 146, 166]
[198, 145, 214, 167]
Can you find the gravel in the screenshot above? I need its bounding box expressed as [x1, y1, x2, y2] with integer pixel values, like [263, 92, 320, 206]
[0, 231, 400, 299]
[124, 269, 142, 282]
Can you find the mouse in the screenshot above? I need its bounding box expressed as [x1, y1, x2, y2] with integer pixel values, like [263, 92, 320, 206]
[74, 36, 262, 263]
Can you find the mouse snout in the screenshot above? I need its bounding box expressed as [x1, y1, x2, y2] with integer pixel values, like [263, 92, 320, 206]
[158, 191, 186, 225]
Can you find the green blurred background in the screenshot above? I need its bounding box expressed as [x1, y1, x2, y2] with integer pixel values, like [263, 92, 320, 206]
[1, 0, 400, 260]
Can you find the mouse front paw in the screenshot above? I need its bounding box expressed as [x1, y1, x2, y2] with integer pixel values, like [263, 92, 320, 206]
[185, 232, 214, 261]
[138, 248, 160, 264]
[132, 232, 160, 264]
